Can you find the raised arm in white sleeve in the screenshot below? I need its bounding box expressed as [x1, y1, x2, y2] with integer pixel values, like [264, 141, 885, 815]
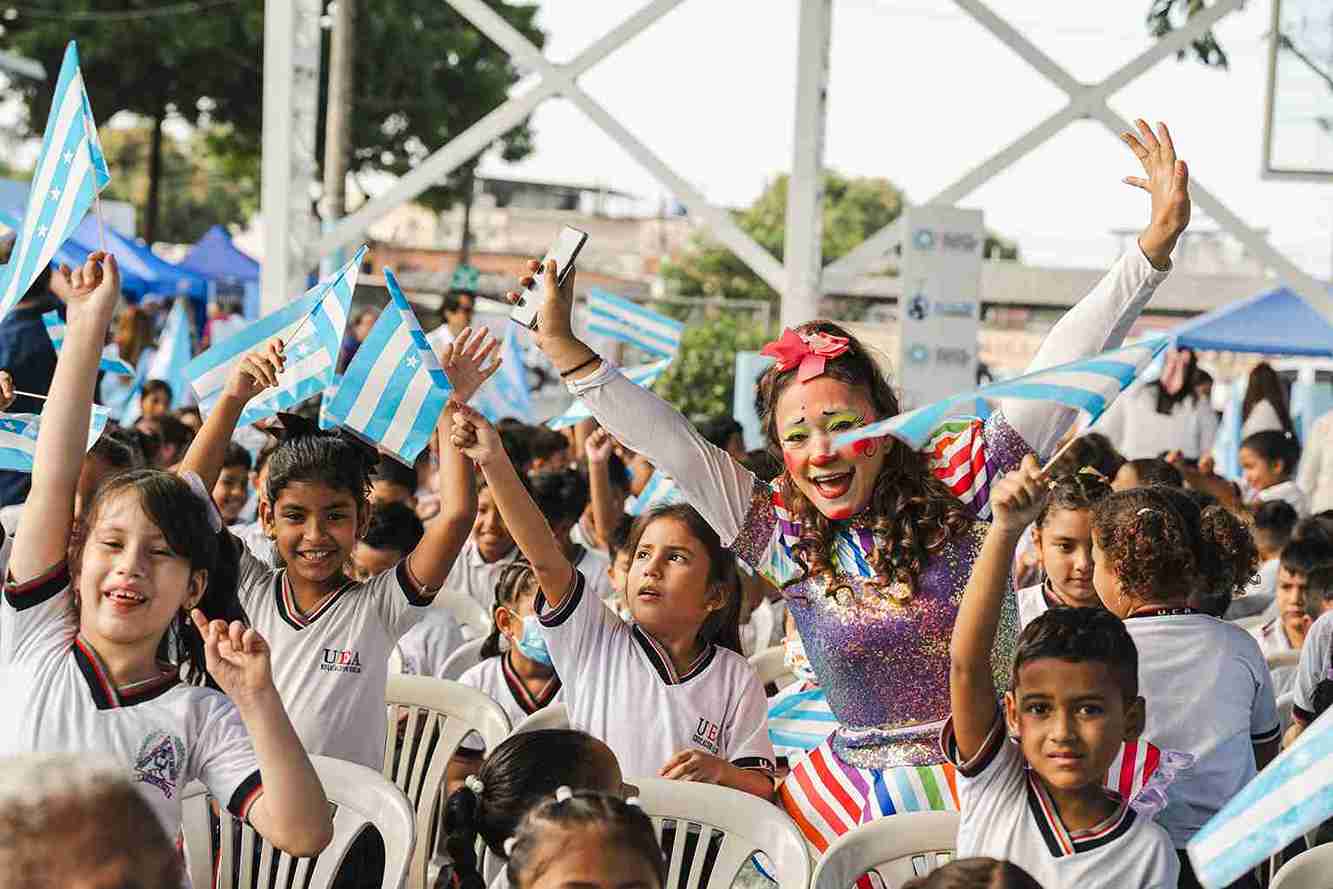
[567, 363, 756, 545]
[1001, 247, 1170, 460]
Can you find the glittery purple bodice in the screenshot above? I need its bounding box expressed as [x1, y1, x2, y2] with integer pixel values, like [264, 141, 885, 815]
[732, 412, 1029, 769]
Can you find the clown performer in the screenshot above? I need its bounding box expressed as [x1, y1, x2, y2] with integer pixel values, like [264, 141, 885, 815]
[506, 120, 1190, 851]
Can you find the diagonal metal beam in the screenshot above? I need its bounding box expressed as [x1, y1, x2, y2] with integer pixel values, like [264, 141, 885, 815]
[825, 0, 1244, 282]
[315, 0, 687, 260]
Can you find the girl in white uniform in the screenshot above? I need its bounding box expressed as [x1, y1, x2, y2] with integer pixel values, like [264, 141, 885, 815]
[1240, 430, 1308, 517]
[1015, 470, 1113, 629]
[177, 327, 500, 770]
[0, 253, 330, 856]
[450, 407, 775, 796]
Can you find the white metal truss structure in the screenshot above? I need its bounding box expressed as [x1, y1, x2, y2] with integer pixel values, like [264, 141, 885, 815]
[265, 0, 1330, 323]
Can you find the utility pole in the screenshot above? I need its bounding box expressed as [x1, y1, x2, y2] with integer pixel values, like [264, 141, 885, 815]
[321, 0, 356, 243]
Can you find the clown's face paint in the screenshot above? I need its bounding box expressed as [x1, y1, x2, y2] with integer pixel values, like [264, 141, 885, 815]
[774, 376, 887, 520]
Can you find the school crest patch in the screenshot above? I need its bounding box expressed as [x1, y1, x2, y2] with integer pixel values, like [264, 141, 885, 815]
[134, 731, 186, 800]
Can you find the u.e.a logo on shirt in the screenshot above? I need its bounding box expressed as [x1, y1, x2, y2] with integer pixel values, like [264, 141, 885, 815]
[691, 717, 722, 755]
[320, 647, 363, 674]
[134, 731, 186, 800]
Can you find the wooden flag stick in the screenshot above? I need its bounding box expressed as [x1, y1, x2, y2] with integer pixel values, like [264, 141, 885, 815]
[13, 390, 48, 402]
[93, 193, 108, 252]
[1039, 435, 1081, 478]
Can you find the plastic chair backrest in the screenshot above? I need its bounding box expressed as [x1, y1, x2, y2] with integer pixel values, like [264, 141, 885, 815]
[749, 645, 794, 690]
[629, 777, 810, 889]
[510, 702, 570, 735]
[811, 811, 961, 889]
[439, 592, 492, 637]
[180, 755, 414, 889]
[440, 637, 488, 681]
[1271, 843, 1333, 889]
[384, 674, 510, 889]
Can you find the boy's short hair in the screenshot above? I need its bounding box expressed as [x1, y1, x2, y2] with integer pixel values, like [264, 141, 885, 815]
[1280, 537, 1333, 577]
[373, 457, 418, 493]
[363, 502, 424, 555]
[529, 469, 589, 528]
[606, 513, 634, 560]
[697, 416, 742, 451]
[221, 441, 253, 473]
[140, 379, 172, 403]
[1301, 563, 1333, 619]
[529, 427, 570, 463]
[1125, 457, 1183, 488]
[1253, 500, 1299, 547]
[1012, 606, 1139, 699]
[155, 415, 193, 452]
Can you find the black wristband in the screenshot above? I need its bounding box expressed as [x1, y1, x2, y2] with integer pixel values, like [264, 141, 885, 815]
[560, 356, 599, 378]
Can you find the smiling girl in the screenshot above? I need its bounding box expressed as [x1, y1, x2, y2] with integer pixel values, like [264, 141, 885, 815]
[508, 120, 1192, 847]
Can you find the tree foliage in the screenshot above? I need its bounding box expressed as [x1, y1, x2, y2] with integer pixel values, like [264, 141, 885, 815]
[1146, 0, 1230, 68]
[654, 313, 771, 422]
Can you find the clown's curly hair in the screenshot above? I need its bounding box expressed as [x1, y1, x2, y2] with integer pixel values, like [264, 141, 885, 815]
[757, 321, 973, 597]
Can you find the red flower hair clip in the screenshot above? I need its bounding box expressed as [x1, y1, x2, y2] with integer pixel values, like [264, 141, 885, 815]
[760, 328, 851, 383]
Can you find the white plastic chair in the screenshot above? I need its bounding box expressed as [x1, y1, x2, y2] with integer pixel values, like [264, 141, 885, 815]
[629, 776, 810, 889]
[510, 702, 570, 734]
[384, 674, 511, 889]
[810, 812, 960, 889]
[440, 637, 488, 681]
[439, 592, 493, 639]
[1271, 842, 1333, 889]
[180, 755, 415, 889]
[1267, 649, 1301, 670]
[750, 645, 795, 690]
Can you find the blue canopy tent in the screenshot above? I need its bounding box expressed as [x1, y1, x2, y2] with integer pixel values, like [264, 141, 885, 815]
[0, 205, 158, 300]
[180, 225, 261, 318]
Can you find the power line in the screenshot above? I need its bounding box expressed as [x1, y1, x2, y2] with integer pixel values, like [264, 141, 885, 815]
[4, 1, 242, 22]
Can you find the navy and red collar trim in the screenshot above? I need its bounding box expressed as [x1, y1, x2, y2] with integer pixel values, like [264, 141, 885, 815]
[501, 651, 561, 715]
[274, 572, 357, 631]
[4, 561, 69, 611]
[1024, 772, 1137, 858]
[72, 636, 180, 711]
[630, 625, 716, 686]
[1125, 605, 1201, 619]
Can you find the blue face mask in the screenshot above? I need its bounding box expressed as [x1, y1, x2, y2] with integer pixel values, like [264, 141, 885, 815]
[512, 614, 553, 667]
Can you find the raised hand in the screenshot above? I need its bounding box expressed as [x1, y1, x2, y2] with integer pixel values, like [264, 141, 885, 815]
[225, 338, 285, 403]
[449, 404, 505, 468]
[191, 610, 276, 705]
[506, 259, 578, 349]
[585, 426, 615, 464]
[989, 453, 1048, 535]
[63, 252, 121, 326]
[1120, 119, 1190, 269]
[440, 326, 501, 404]
[0, 371, 14, 413]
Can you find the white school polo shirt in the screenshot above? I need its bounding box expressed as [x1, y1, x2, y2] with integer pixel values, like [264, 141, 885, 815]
[943, 715, 1178, 889]
[536, 570, 775, 779]
[572, 544, 613, 603]
[393, 609, 467, 678]
[237, 549, 432, 770]
[1292, 609, 1333, 724]
[0, 563, 263, 837]
[1250, 617, 1298, 699]
[1123, 609, 1280, 847]
[457, 652, 562, 752]
[445, 537, 522, 611]
[1015, 583, 1063, 631]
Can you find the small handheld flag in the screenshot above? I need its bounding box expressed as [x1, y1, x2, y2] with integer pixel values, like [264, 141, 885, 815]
[626, 468, 685, 516]
[42, 310, 135, 376]
[547, 358, 671, 430]
[0, 42, 111, 324]
[0, 406, 108, 472]
[585, 289, 684, 359]
[321, 267, 453, 466]
[144, 299, 194, 407]
[186, 246, 365, 428]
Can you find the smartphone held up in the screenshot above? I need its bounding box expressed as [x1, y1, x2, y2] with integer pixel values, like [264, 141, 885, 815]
[510, 225, 588, 331]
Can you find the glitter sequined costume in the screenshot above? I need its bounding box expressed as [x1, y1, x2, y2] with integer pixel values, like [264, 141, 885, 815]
[567, 248, 1170, 850]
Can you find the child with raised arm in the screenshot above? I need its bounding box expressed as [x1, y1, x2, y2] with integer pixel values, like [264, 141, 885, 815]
[0, 253, 330, 856]
[450, 405, 775, 798]
[948, 455, 1177, 889]
[177, 327, 498, 770]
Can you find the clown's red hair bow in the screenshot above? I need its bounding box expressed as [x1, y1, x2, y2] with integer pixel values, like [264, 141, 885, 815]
[760, 329, 851, 383]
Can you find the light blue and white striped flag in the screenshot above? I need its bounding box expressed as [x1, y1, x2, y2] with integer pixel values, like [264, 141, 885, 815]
[546, 358, 671, 430]
[834, 338, 1170, 451]
[473, 323, 534, 423]
[1188, 708, 1333, 888]
[186, 246, 365, 427]
[144, 299, 194, 408]
[42, 310, 135, 376]
[0, 406, 109, 472]
[321, 267, 452, 466]
[585, 289, 685, 359]
[626, 468, 685, 516]
[0, 43, 110, 324]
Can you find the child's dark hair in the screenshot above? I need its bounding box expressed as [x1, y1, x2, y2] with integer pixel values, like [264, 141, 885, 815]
[444, 731, 630, 889]
[264, 415, 376, 508]
[606, 514, 634, 561]
[480, 559, 539, 659]
[372, 456, 417, 494]
[1047, 433, 1124, 481]
[697, 416, 742, 451]
[505, 791, 664, 889]
[1123, 457, 1182, 488]
[1298, 562, 1333, 620]
[582, 450, 629, 496]
[1034, 470, 1112, 529]
[1240, 430, 1301, 478]
[155, 415, 193, 454]
[1312, 680, 1333, 721]
[902, 858, 1044, 889]
[1252, 500, 1299, 550]
[140, 379, 172, 404]
[88, 427, 147, 473]
[1092, 487, 1257, 607]
[529, 428, 570, 464]
[221, 441, 252, 473]
[71, 470, 246, 688]
[627, 504, 742, 654]
[740, 448, 782, 483]
[1280, 537, 1333, 577]
[1013, 606, 1139, 698]
[529, 469, 589, 530]
[253, 440, 278, 477]
[756, 321, 973, 593]
[1296, 512, 1333, 547]
[362, 502, 424, 558]
[495, 422, 534, 473]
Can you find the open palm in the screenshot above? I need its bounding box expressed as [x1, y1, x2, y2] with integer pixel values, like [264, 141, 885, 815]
[441, 326, 501, 403]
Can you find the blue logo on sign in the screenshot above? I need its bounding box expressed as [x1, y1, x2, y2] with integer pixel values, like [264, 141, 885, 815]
[912, 229, 936, 251]
[908, 344, 930, 364]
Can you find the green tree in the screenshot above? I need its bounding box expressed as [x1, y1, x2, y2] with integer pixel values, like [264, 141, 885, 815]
[1146, 0, 1230, 68]
[654, 314, 770, 422]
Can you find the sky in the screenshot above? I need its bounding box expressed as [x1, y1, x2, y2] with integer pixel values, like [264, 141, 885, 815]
[472, 0, 1333, 277]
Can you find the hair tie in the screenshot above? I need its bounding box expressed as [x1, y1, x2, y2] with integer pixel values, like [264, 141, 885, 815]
[178, 470, 223, 534]
[1078, 466, 1109, 483]
[554, 786, 573, 803]
[464, 774, 484, 796]
[503, 837, 517, 857]
[624, 796, 641, 808]
[760, 328, 850, 383]
[1136, 507, 1156, 518]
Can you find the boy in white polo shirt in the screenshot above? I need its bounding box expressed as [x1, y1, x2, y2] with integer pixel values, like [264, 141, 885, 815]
[947, 456, 1178, 889]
